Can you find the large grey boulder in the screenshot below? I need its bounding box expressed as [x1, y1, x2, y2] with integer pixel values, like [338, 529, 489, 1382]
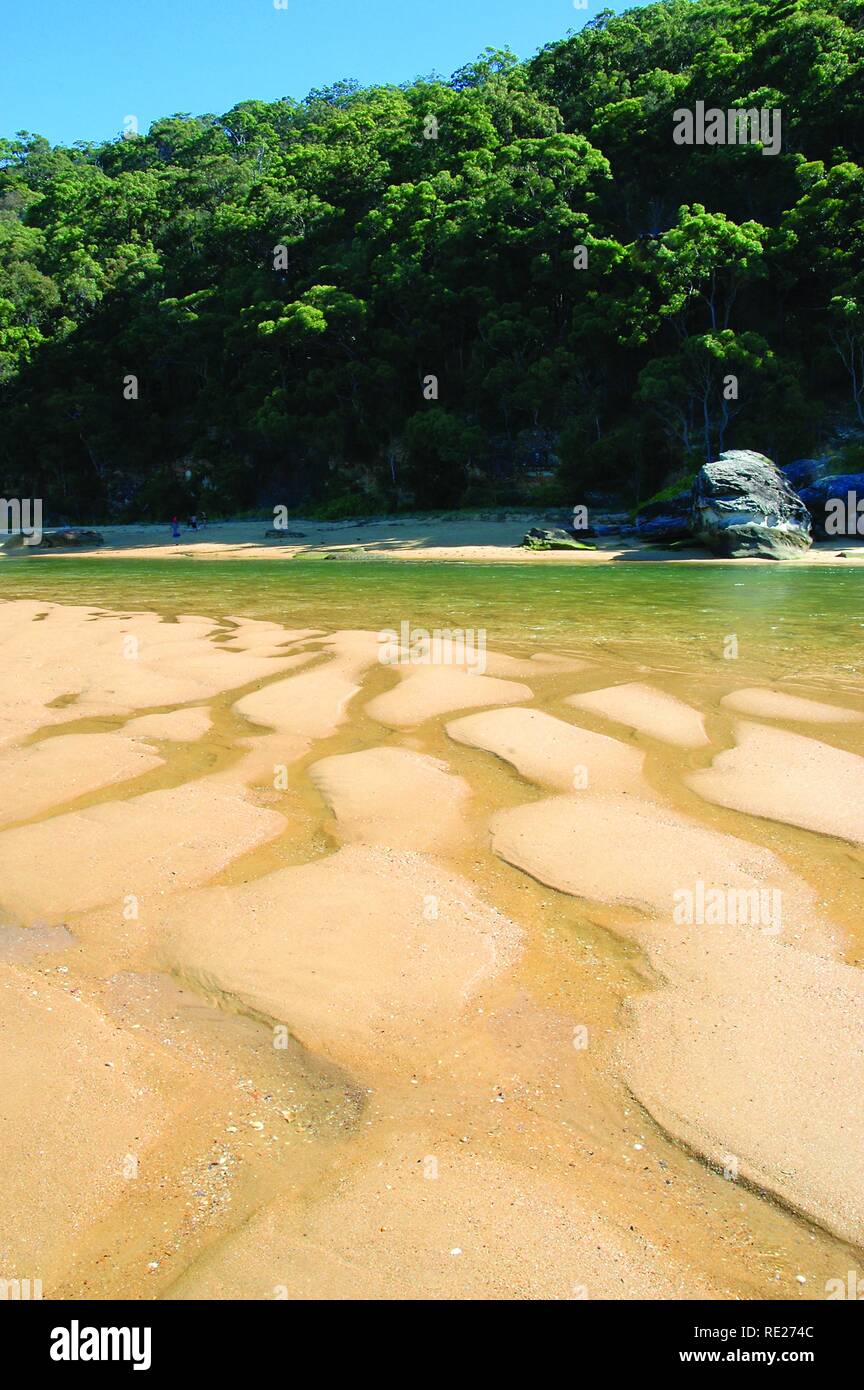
[691, 451, 812, 558]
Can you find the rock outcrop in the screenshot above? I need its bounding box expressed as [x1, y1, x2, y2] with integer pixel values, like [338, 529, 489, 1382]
[2, 528, 104, 552]
[780, 457, 831, 491]
[634, 490, 692, 542]
[798, 473, 864, 539]
[522, 527, 596, 551]
[691, 451, 811, 558]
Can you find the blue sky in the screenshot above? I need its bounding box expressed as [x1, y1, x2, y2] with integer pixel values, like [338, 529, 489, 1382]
[1, 0, 644, 147]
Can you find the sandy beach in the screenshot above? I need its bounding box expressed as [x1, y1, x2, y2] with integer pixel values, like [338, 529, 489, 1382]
[4, 514, 864, 565]
[0, 592, 862, 1301]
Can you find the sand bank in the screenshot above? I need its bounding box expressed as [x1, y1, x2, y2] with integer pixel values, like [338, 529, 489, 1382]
[0, 963, 189, 1287]
[151, 844, 522, 1074]
[720, 687, 864, 722]
[0, 732, 163, 827]
[490, 791, 827, 947]
[366, 666, 533, 728]
[446, 706, 645, 793]
[167, 1137, 715, 1301]
[624, 926, 864, 1246]
[0, 782, 283, 921]
[687, 721, 864, 844]
[123, 707, 213, 741]
[309, 746, 471, 852]
[565, 682, 710, 748]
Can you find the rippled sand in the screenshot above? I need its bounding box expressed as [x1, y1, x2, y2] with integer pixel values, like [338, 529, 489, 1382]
[1, 598, 863, 1301]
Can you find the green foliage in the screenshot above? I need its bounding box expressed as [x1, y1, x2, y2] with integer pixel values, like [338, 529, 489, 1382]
[307, 492, 387, 520]
[403, 407, 485, 508]
[1, 0, 862, 518]
[634, 473, 699, 516]
[558, 418, 659, 499]
[828, 440, 864, 473]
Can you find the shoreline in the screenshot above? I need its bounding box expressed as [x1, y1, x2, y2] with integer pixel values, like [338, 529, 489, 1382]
[4, 516, 864, 564]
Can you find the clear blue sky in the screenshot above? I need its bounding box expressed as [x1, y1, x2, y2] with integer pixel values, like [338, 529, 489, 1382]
[1, 0, 644, 147]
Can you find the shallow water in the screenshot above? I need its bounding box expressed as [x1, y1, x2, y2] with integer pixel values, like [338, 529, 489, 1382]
[2, 557, 862, 685]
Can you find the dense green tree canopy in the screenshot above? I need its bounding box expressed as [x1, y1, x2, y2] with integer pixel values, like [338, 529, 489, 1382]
[1, 0, 862, 518]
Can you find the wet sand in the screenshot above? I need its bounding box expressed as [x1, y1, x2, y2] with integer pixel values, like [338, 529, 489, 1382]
[0, 599, 862, 1301]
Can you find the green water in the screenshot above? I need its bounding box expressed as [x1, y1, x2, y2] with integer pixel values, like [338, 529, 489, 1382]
[1, 557, 861, 686]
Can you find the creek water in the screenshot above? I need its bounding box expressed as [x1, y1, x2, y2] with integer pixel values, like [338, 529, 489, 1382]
[1, 555, 861, 685]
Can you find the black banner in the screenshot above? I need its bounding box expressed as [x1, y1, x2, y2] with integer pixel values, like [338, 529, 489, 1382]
[4, 1297, 857, 1374]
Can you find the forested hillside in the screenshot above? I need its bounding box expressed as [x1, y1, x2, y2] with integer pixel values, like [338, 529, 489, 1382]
[1, 0, 863, 520]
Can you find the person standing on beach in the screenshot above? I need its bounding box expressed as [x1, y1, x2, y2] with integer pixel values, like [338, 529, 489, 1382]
[171, 517, 181, 542]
